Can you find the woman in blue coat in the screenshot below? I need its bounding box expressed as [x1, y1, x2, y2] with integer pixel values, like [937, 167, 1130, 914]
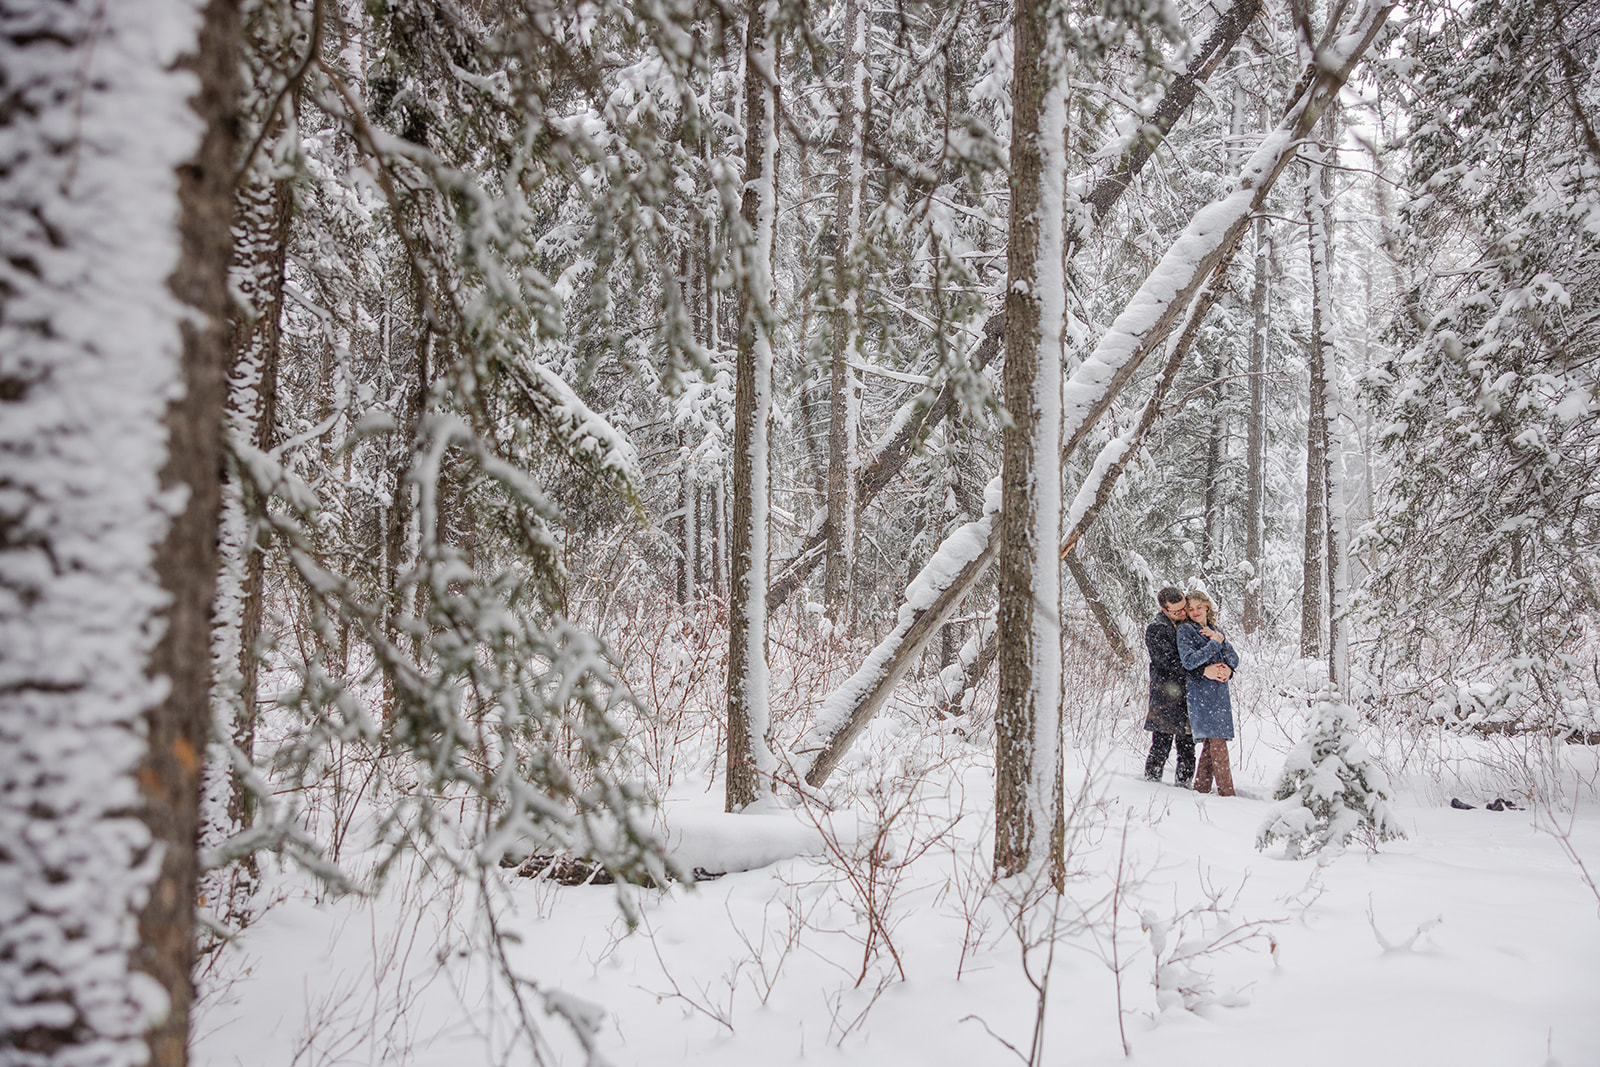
[1177, 590, 1240, 796]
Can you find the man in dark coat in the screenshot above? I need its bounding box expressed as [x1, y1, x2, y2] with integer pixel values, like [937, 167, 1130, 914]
[1143, 587, 1195, 785]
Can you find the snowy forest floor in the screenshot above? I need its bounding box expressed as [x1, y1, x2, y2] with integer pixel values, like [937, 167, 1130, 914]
[194, 641, 1600, 1067]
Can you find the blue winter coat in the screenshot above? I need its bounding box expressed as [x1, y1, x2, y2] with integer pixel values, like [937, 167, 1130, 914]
[1143, 613, 1189, 735]
[1177, 622, 1240, 740]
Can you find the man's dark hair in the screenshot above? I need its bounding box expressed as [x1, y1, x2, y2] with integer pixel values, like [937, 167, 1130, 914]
[1157, 586, 1185, 606]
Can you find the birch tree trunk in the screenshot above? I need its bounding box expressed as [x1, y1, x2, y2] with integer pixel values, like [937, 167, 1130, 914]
[0, 4, 238, 1067]
[994, 0, 1066, 882]
[725, 0, 780, 810]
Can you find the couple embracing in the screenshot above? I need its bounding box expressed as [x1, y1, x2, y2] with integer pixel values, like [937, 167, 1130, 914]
[1142, 586, 1240, 795]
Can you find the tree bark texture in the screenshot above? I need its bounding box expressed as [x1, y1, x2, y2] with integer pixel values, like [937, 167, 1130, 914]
[0, 3, 238, 1067]
[725, 0, 779, 810]
[143, 1, 239, 1061]
[994, 0, 1065, 882]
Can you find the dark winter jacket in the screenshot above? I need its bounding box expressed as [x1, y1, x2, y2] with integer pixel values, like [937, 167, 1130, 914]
[1177, 621, 1240, 740]
[1144, 612, 1189, 735]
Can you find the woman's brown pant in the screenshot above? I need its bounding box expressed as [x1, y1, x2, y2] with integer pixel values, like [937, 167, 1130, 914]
[1192, 738, 1235, 796]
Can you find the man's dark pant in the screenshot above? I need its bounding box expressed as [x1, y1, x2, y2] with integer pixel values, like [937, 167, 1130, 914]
[1144, 731, 1195, 785]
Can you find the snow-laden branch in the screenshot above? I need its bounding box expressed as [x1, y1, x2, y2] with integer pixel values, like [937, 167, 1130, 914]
[793, 479, 1003, 785]
[1059, 0, 1394, 462]
[500, 358, 644, 499]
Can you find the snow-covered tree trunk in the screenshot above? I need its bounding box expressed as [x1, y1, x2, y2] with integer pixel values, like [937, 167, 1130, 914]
[200, 129, 291, 931]
[677, 430, 697, 604]
[725, 0, 780, 810]
[824, 0, 870, 628]
[1242, 215, 1269, 633]
[994, 0, 1066, 882]
[0, 3, 238, 1066]
[1307, 123, 1351, 691]
[1300, 297, 1327, 658]
[1065, 551, 1132, 662]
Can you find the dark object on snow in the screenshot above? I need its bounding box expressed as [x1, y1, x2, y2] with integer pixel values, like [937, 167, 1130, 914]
[1144, 607, 1196, 787]
[1450, 798, 1476, 810]
[1485, 798, 1522, 811]
[518, 853, 623, 885]
[1144, 729, 1196, 786]
[1192, 737, 1235, 796]
[513, 853, 725, 887]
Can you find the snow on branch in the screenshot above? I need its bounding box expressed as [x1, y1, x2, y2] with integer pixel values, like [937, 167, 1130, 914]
[793, 479, 1004, 786]
[1059, 0, 1396, 461]
[505, 358, 644, 499]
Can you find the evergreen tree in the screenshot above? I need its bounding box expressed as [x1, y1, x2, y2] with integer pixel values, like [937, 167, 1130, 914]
[1257, 686, 1405, 859]
[1361, 0, 1600, 729]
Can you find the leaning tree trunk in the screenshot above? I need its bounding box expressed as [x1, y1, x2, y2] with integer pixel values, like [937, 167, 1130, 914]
[1065, 551, 1133, 663]
[725, 0, 780, 810]
[939, 255, 1238, 717]
[0, 5, 238, 1067]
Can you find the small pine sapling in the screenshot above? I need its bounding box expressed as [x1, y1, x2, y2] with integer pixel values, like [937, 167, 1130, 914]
[1256, 686, 1405, 859]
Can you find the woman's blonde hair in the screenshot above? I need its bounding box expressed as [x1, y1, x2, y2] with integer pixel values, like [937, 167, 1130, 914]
[1184, 590, 1218, 628]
